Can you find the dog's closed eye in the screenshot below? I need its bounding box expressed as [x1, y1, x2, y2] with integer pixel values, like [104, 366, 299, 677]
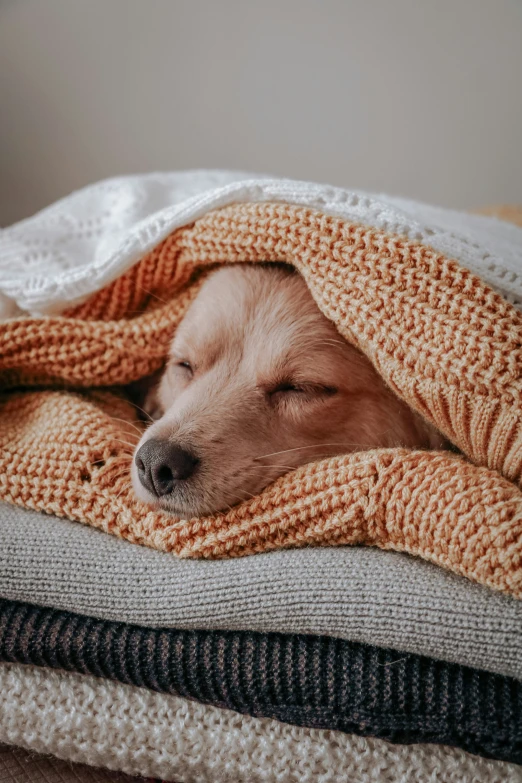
[171, 359, 194, 378]
[267, 381, 338, 406]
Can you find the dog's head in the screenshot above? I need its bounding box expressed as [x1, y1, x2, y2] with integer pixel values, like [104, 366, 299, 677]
[131, 264, 442, 516]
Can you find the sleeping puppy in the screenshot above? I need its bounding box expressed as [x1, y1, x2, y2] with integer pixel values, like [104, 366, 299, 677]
[131, 264, 445, 517]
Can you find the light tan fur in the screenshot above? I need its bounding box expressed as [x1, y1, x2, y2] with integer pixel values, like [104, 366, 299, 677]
[132, 264, 445, 516]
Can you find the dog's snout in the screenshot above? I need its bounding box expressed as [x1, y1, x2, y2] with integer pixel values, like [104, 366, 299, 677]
[135, 439, 199, 497]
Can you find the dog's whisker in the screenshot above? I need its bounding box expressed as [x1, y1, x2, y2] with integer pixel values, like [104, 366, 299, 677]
[254, 443, 360, 460]
[226, 491, 253, 505]
[115, 483, 132, 501]
[239, 488, 257, 499]
[137, 285, 170, 306]
[244, 463, 298, 472]
[108, 456, 133, 468]
[109, 476, 131, 491]
[109, 438, 140, 450]
[108, 464, 133, 475]
[126, 399, 154, 423]
[109, 416, 144, 435]
[107, 476, 130, 490]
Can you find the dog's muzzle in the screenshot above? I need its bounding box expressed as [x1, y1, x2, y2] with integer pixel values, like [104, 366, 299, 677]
[135, 438, 199, 497]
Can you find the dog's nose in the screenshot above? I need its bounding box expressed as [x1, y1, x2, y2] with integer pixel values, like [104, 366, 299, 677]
[135, 439, 199, 497]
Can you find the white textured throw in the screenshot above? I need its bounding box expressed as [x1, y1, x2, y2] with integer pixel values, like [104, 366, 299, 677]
[0, 663, 520, 783]
[0, 170, 521, 318]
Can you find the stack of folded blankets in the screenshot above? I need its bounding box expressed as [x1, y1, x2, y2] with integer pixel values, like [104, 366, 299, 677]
[0, 171, 521, 783]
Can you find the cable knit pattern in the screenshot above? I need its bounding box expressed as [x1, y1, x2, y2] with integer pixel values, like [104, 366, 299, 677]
[1, 204, 522, 596]
[1, 663, 521, 783]
[1, 599, 520, 763]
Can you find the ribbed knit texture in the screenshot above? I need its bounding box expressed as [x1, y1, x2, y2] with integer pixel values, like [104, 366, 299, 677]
[1, 204, 522, 596]
[3, 663, 521, 783]
[2, 504, 520, 679]
[0, 598, 521, 763]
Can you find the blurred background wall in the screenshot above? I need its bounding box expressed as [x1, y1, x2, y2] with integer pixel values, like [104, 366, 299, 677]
[1, 0, 521, 226]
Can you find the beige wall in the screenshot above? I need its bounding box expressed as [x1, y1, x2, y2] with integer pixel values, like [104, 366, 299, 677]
[1, 0, 521, 226]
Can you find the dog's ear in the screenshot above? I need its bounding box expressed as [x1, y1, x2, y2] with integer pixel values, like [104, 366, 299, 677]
[126, 368, 164, 422]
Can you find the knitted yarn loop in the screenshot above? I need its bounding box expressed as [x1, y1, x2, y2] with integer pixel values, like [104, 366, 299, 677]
[1, 203, 521, 597]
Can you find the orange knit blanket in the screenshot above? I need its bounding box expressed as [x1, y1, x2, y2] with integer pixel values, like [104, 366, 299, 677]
[1, 203, 521, 597]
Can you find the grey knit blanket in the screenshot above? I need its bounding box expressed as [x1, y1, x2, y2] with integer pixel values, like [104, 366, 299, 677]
[0, 503, 520, 679]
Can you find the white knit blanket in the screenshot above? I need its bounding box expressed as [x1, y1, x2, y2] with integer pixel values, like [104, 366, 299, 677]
[1, 170, 521, 318]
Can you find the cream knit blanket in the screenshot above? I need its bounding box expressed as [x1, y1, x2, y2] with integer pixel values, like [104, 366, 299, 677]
[1, 173, 521, 597]
[1, 663, 520, 783]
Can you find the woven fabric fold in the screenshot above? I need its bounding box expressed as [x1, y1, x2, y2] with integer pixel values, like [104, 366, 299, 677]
[1, 203, 522, 595]
[0, 598, 521, 763]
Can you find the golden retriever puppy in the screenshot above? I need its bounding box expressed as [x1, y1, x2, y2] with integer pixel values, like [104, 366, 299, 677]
[132, 264, 445, 516]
